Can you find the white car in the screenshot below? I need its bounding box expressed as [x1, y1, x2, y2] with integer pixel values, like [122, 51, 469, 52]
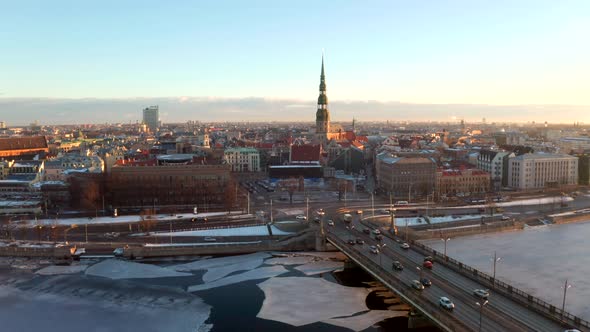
[501, 215, 510, 221]
[327, 220, 335, 226]
[400, 242, 410, 249]
[296, 215, 307, 220]
[372, 229, 381, 235]
[411, 280, 424, 290]
[473, 289, 489, 299]
[317, 210, 325, 216]
[439, 297, 455, 310]
[369, 245, 379, 254]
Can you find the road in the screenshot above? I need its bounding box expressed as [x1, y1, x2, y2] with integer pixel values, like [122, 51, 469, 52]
[325, 212, 578, 332]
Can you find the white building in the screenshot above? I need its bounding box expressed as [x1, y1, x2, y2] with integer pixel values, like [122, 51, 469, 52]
[224, 147, 260, 172]
[477, 150, 514, 191]
[508, 154, 578, 190]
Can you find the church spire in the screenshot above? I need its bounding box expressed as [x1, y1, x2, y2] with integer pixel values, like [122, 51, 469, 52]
[316, 55, 330, 142]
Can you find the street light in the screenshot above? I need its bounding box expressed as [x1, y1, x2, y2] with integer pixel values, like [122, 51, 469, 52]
[476, 300, 489, 332]
[562, 279, 572, 314]
[491, 251, 501, 288]
[64, 224, 78, 244]
[416, 266, 423, 280]
[441, 237, 451, 257]
[390, 208, 397, 236]
[346, 225, 355, 242]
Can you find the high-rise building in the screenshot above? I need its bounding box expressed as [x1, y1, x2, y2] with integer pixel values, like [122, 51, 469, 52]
[315, 56, 330, 145]
[142, 106, 159, 132]
[0, 121, 6, 129]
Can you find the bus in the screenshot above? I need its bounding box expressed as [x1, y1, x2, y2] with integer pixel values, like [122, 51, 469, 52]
[342, 214, 353, 222]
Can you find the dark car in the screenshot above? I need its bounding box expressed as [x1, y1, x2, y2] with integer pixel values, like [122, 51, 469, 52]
[424, 256, 434, 262]
[392, 261, 403, 271]
[375, 234, 384, 241]
[356, 238, 365, 245]
[363, 228, 371, 234]
[347, 239, 356, 245]
[420, 278, 432, 287]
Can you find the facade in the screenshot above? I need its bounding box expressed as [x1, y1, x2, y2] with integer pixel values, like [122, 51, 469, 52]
[224, 147, 260, 172]
[436, 168, 490, 198]
[376, 154, 436, 199]
[108, 164, 232, 209]
[508, 154, 578, 190]
[477, 150, 514, 191]
[142, 105, 160, 132]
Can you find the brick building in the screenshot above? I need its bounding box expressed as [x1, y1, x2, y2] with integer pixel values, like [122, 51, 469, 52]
[436, 168, 490, 199]
[0, 136, 48, 159]
[375, 154, 436, 200]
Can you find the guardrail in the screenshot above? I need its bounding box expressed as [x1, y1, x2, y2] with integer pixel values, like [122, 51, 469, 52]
[327, 234, 471, 332]
[410, 240, 590, 331]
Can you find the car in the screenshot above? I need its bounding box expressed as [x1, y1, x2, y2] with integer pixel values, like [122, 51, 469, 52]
[439, 297, 455, 310]
[380, 209, 390, 214]
[372, 229, 381, 235]
[420, 278, 432, 287]
[113, 248, 124, 257]
[400, 242, 410, 249]
[296, 215, 307, 220]
[347, 239, 356, 245]
[362, 228, 371, 234]
[327, 220, 335, 226]
[392, 260, 403, 270]
[564, 329, 582, 332]
[501, 215, 510, 221]
[356, 238, 365, 245]
[411, 280, 424, 290]
[423, 256, 433, 262]
[204, 237, 217, 242]
[473, 289, 489, 299]
[317, 210, 325, 216]
[375, 234, 383, 241]
[423, 260, 433, 269]
[369, 245, 379, 254]
[356, 210, 363, 214]
[313, 217, 321, 222]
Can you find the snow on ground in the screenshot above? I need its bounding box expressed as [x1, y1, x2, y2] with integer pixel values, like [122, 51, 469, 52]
[153, 225, 293, 237]
[85, 259, 192, 279]
[36, 264, 87, 275]
[498, 196, 573, 207]
[188, 265, 288, 292]
[322, 310, 407, 332]
[277, 208, 305, 216]
[257, 277, 370, 327]
[19, 211, 245, 227]
[144, 241, 262, 247]
[172, 252, 271, 272]
[386, 214, 483, 227]
[294, 261, 345, 275]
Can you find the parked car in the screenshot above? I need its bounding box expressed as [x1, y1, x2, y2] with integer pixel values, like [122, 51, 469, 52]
[439, 297, 455, 310]
[356, 238, 365, 245]
[296, 215, 307, 220]
[420, 278, 432, 287]
[392, 260, 403, 271]
[411, 280, 424, 290]
[473, 289, 489, 299]
[400, 242, 410, 249]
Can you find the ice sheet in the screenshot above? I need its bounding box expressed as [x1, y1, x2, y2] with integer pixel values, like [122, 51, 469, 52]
[188, 265, 288, 292]
[85, 259, 192, 279]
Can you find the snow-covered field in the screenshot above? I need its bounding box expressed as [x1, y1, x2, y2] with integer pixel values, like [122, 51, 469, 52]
[154, 225, 294, 237]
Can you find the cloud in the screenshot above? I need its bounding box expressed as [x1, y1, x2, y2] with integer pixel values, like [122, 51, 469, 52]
[0, 97, 588, 125]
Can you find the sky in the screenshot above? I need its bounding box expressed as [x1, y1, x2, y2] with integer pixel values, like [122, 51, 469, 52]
[1, 1, 590, 124]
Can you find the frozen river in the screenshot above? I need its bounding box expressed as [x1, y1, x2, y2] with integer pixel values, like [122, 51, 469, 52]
[421, 220, 590, 320]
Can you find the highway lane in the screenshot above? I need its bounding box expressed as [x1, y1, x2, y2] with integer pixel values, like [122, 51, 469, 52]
[328, 216, 568, 332]
[332, 221, 526, 332]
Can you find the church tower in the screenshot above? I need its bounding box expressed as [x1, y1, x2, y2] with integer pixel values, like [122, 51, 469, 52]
[315, 56, 330, 145]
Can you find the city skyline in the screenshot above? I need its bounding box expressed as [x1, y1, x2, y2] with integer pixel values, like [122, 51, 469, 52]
[1, 1, 590, 124]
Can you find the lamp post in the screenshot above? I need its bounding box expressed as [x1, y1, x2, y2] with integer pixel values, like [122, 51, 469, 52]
[476, 300, 489, 332]
[346, 225, 355, 242]
[441, 237, 451, 257]
[417, 266, 423, 280]
[306, 196, 309, 222]
[491, 251, 501, 288]
[405, 219, 409, 242]
[371, 193, 375, 219]
[390, 208, 397, 235]
[562, 279, 572, 314]
[64, 224, 78, 244]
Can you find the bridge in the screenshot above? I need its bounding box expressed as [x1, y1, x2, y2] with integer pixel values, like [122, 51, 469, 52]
[325, 221, 589, 332]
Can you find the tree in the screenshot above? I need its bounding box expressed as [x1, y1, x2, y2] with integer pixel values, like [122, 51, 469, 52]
[278, 178, 299, 204]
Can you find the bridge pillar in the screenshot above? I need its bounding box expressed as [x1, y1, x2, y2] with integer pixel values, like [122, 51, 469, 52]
[315, 230, 327, 251]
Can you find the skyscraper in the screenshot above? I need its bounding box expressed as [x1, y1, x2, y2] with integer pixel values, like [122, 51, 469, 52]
[142, 106, 159, 133]
[315, 56, 330, 145]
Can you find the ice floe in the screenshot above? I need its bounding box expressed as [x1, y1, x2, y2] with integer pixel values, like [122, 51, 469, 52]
[294, 261, 345, 275]
[172, 252, 270, 272]
[85, 259, 192, 279]
[188, 265, 288, 292]
[257, 276, 369, 327]
[36, 264, 88, 275]
[323, 310, 407, 331]
[153, 225, 293, 237]
[265, 256, 316, 265]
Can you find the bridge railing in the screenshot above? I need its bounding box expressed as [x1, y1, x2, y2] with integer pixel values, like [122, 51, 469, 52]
[327, 234, 471, 332]
[410, 240, 590, 330]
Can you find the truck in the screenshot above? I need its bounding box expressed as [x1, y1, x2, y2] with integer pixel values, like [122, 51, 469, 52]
[342, 213, 353, 222]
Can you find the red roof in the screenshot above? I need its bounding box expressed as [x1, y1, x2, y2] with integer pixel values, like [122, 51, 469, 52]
[0, 136, 48, 151]
[291, 144, 321, 162]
